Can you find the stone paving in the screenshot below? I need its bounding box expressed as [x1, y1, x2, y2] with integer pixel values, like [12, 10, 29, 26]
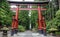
[0, 31, 56, 37]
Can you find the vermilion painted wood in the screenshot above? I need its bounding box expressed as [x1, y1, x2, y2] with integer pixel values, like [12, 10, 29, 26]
[14, 5, 19, 29]
[9, 1, 49, 31]
[42, 17, 46, 32]
[11, 8, 46, 10]
[11, 5, 46, 30]
[12, 16, 16, 29]
[38, 5, 42, 30]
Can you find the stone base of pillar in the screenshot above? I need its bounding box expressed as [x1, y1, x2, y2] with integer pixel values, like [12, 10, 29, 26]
[14, 28, 18, 34]
[11, 29, 14, 36]
[38, 30, 43, 34]
[38, 30, 47, 36]
[43, 30, 47, 36]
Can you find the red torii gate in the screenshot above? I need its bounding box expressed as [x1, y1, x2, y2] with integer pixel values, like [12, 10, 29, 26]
[8, 1, 49, 34]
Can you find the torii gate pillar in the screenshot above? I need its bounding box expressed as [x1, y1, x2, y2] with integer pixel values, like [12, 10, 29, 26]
[38, 5, 46, 35]
[38, 5, 43, 34]
[12, 5, 19, 30]
[14, 5, 19, 29]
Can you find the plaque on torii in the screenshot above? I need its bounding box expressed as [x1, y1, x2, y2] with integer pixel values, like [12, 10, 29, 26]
[8, 1, 49, 34]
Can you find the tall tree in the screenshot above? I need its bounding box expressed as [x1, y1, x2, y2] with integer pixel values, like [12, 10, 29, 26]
[0, 0, 13, 26]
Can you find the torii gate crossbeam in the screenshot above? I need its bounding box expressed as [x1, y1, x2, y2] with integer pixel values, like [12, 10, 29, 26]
[11, 8, 46, 10]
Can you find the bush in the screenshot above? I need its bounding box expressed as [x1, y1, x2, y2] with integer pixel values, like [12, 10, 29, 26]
[56, 32, 60, 35]
[32, 23, 38, 32]
[32, 28, 37, 32]
[18, 25, 25, 32]
[48, 28, 57, 31]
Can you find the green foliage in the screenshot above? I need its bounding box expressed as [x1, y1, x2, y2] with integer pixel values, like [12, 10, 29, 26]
[0, 0, 59, 34]
[32, 23, 38, 32]
[56, 10, 60, 17]
[45, 0, 59, 33]
[46, 10, 60, 33]
[56, 32, 60, 35]
[31, 10, 38, 28]
[0, 0, 13, 26]
[18, 25, 25, 32]
[18, 10, 29, 30]
[55, 10, 60, 26]
[49, 28, 57, 31]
